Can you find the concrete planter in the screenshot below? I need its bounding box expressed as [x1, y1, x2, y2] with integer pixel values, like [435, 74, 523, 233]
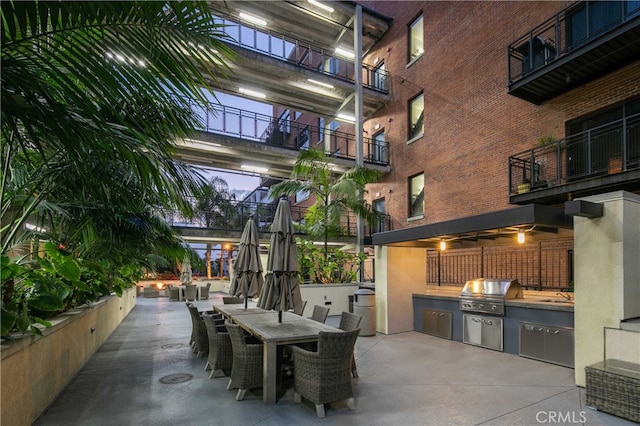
[0, 287, 137, 425]
[299, 283, 361, 316]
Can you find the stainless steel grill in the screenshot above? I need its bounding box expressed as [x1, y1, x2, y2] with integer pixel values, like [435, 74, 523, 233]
[459, 278, 523, 316]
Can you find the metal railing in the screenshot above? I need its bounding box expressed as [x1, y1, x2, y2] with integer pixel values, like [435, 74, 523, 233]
[508, 112, 640, 194]
[191, 103, 390, 165]
[163, 200, 392, 238]
[507, 1, 640, 84]
[214, 15, 389, 93]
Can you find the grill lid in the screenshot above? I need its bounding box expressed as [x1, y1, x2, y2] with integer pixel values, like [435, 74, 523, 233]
[460, 278, 523, 299]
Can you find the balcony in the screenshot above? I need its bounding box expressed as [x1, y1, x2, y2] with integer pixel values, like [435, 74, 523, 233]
[175, 103, 390, 179]
[161, 200, 391, 244]
[508, 1, 640, 104]
[509, 112, 640, 204]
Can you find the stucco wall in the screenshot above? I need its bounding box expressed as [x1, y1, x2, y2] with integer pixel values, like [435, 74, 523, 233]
[299, 283, 360, 317]
[0, 287, 137, 425]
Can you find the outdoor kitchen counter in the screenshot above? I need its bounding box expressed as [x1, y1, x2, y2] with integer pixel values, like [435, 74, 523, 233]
[413, 286, 574, 312]
[413, 287, 574, 362]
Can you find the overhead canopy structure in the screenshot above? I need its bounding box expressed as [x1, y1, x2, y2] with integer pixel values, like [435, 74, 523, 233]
[372, 204, 573, 248]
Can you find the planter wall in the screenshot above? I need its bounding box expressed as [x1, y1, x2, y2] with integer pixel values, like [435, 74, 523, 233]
[0, 287, 137, 425]
[299, 283, 360, 316]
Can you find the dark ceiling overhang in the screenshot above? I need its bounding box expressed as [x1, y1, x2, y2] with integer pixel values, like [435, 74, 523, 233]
[372, 204, 573, 247]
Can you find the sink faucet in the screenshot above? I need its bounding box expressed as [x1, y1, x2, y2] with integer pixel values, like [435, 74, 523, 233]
[556, 292, 573, 301]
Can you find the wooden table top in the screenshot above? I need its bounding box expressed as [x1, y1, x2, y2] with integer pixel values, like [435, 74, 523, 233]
[229, 311, 342, 344]
[213, 305, 271, 316]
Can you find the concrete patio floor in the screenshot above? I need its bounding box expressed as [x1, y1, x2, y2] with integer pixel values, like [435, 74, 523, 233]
[34, 293, 634, 425]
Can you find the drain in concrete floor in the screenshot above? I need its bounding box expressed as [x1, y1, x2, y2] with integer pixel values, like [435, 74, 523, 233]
[160, 343, 185, 349]
[159, 373, 193, 384]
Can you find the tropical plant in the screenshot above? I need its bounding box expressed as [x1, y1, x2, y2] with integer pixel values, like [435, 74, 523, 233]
[1, 1, 234, 335]
[297, 239, 366, 284]
[192, 176, 236, 278]
[269, 148, 380, 257]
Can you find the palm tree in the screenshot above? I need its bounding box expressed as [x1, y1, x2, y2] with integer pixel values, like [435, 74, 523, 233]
[1, 1, 235, 333]
[1, 1, 235, 253]
[193, 176, 235, 278]
[269, 148, 380, 258]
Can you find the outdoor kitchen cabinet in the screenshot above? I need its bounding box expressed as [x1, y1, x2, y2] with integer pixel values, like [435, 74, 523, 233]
[422, 308, 452, 339]
[463, 314, 503, 351]
[519, 322, 574, 368]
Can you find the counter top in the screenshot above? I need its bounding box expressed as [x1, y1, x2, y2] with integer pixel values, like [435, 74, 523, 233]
[413, 286, 574, 312]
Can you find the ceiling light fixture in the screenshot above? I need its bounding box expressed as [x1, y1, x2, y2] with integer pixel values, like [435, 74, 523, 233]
[308, 0, 334, 13]
[307, 79, 334, 89]
[517, 230, 526, 244]
[337, 113, 355, 122]
[334, 47, 355, 59]
[241, 164, 269, 173]
[239, 12, 267, 26]
[239, 87, 267, 99]
[439, 239, 447, 251]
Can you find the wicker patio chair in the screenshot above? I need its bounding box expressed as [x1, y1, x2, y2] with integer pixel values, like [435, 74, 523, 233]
[187, 305, 209, 358]
[225, 321, 263, 401]
[223, 296, 243, 304]
[200, 282, 212, 300]
[202, 314, 234, 378]
[293, 300, 308, 316]
[291, 329, 360, 418]
[184, 285, 198, 301]
[311, 305, 330, 323]
[338, 312, 363, 378]
[167, 284, 180, 301]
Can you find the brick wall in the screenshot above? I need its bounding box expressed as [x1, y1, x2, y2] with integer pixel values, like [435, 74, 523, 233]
[359, 1, 640, 229]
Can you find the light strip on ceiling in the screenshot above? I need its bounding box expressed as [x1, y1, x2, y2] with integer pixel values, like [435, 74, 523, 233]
[334, 47, 355, 59]
[337, 113, 355, 122]
[308, 0, 334, 13]
[241, 164, 269, 173]
[307, 79, 334, 89]
[239, 87, 267, 99]
[239, 12, 267, 27]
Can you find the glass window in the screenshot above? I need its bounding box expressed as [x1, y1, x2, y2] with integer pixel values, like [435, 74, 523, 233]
[409, 93, 424, 140]
[408, 15, 424, 62]
[409, 173, 424, 218]
[372, 130, 386, 162]
[373, 61, 387, 91]
[373, 198, 387, 233]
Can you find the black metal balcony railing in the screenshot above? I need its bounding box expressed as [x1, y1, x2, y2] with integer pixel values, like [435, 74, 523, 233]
[508, 1, 640, 84]
[162, 200, 392, 238]
[215, 15, 389, 93]
[509, 112, 640, 194]
[191, 103, 390, 165]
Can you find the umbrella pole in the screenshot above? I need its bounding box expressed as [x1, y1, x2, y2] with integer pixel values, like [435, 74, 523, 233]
[245, 296, 248, 309]
[278, 310, 282, 323]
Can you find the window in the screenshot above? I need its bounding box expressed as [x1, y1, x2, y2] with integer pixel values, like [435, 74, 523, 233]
[408, 14, 424, 63]
[567, 1, 628, 48]
[373, 61, 387, 91]
[409, 93, 424, 140]
[409, 173, 424, 218]
[296, 185, 309, 203]
[373, 198, 387, 233]
[566, 98, 640, 179]
[372, 130, 387, 162]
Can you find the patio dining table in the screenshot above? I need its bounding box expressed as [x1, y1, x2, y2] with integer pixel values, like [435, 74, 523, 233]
[213, 305, 342, 404]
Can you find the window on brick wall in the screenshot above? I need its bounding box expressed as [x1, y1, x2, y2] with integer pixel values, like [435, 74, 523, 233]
[408, 14, 424, 63]
[409, 173, 424, 218]
[409, 93, 424, 141]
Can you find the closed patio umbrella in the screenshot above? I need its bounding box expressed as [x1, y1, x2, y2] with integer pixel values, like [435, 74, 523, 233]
[180, 254, 192, 285]
[229, 216, 263, 308]
[257, 198, 303, 322]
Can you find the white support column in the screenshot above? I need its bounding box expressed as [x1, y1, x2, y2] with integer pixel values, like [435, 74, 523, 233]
[375, 245, 427, 334]
[354, 5, 365, 260]
[573, 191, 640, 386]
